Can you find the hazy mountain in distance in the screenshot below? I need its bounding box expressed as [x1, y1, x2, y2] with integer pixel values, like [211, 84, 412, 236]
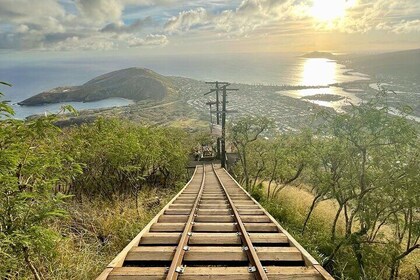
[19, 68, 177, 106]
[347, 48, 420, 82]
[301, 51, 336, 59]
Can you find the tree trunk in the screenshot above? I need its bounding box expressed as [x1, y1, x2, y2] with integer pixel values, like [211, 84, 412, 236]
[389, 261, 398, 280]
[323, 239, 346, 273]
[301, 194, 321, 234]
[267, 160, 278, 199]
[267, 178, 273, 199]
[331, 203, 344, 241]
[389, 244, 420, 280]
[23, 247, 43, 280]
[242, 149, 250, 190]
[352, 241, 367, 280]
[134, 186, 140, 217]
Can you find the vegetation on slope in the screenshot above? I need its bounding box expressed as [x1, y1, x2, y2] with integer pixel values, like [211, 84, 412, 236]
[0, 82, 190, 279]
[229, 92, 419, 280]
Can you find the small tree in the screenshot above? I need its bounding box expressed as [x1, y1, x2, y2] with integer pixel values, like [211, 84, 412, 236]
[315, 92, 418, 279]
[0, 83, 81, 279]
[265, 132, 310, 200]
[229, 116, 273, 190]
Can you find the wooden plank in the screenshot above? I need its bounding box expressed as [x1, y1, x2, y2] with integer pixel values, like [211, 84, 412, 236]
[256, 247, 303, 261]
[140, 232, 287, 245]
[193, 222, 237, 232]
[245, 223, 278, 232]
[168, 204, 194, 209]
[158, 215, 188, 223]
[231, 200, 255, 205]
[240, 215, 271, 223]
[125, 246, 303, 262]
[235, 204, 260, 209]
[189, 232, 288, 245]
[140, 233, 181, 245]
[150, 223, 185, 232]
[198, 204, 230, 209]
[237, 209, 264, 215]
[96, 166, 201, 280]
[109, 267, 324, 280]
[164, 209, 191, 215]
[194, 215, 234, 222]
[250, 233, 288, 244]
[125, 246, 175, 261]
[199, 201, 229, 205]
[219, 168, 334, 279]
[189, 233, 241, 244]
[97, 268, 114, 280]
[197, 209, 231, 215]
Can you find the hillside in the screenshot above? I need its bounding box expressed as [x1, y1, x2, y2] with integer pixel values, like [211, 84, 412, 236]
[347, 48, 420, 82]
[19, 68, 177, 106]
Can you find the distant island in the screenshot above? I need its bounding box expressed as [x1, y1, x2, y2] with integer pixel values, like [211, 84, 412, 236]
[19, 68, 176, 106]
[301, 51, 336, 59]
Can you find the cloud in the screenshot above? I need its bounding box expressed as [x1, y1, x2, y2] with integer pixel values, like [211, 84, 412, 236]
[76, 0, 123, 24]
[161, 0, 297, 37]
[126, 34, 168, 47]
[0, 0, 65, 23]
[311, 0, 420, 34]
[164, 7, 209, 33]
[49, 35, 116, 51]
[390, 20, 420, 34]
[0, 32, 43, 50]
[0, 0, 67, 33]
[0, 0, 419, 52]
[100, 17, 153, 33]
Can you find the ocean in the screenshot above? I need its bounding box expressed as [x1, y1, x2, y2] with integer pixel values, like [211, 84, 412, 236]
[0, 52, 369, 119]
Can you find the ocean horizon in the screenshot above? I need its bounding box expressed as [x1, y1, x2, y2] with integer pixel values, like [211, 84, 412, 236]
[0, 52, 369, 119]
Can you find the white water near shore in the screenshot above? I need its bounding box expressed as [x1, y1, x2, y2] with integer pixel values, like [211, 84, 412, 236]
[10, 98, 134, 120]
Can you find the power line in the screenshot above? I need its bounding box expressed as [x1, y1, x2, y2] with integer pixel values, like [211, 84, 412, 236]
[204, 82, 238, 168]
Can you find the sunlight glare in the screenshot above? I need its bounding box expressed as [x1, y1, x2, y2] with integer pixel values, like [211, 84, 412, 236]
[301, 58, 337, 86]
[311, 0, 355, 21]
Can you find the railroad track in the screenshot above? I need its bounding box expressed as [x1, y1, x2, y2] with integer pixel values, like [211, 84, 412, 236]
[97, 164, 334, 280]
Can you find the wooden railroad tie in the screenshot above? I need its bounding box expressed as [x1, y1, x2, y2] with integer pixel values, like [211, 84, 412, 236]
[97, 164, 334, 280]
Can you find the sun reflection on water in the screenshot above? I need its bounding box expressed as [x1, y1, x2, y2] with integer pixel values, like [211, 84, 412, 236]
[301, 58, 337, 86]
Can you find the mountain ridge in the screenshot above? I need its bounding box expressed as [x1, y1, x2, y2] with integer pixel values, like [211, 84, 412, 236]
[19, 67, 176, 106]
[347, 48, 420, 82]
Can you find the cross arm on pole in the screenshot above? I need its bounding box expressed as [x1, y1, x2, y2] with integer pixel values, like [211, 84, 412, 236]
[210, 110, 238, 114]
[206, 101, 228, 105]
[204, 89, 217, 95]
[208, 88, 238, 92]
[205, 81, 230, 85]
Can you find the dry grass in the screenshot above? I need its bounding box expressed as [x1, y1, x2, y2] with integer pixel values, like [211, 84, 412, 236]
[263, 183, 419, 280]
[266, 184, 346, 234]
[45, 187, 177, 279]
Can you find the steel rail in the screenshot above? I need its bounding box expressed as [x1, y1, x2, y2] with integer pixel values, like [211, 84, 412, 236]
[212, 164, 269, 280]
[165, 165, 206, 280]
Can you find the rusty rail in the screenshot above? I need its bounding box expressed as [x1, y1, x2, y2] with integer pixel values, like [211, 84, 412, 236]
[212, 163, 268, 280]
[165, 165, 205, 279]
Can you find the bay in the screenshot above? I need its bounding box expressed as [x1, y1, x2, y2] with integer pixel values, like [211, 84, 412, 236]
[0, 53, 369, 119]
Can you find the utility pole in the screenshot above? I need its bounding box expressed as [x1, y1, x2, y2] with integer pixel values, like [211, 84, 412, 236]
[205, 101, 216, 130]
[205, 81, 229, 159]
[204, 82, 238, 168]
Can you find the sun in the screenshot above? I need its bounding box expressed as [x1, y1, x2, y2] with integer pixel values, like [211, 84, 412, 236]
[311, 0, 355, 21]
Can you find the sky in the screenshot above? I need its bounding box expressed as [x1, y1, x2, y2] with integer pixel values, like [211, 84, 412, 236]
[0, 0, 419, 57]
